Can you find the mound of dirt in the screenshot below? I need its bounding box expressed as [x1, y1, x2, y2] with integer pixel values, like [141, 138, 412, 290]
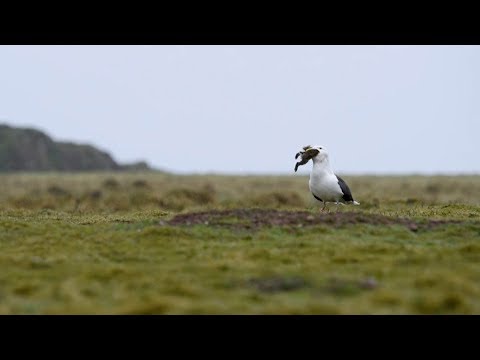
[167, 208, 460, 231]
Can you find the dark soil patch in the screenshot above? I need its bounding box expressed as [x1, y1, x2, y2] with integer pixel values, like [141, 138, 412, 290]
[321, 277, 379, 296]
[247, 276, 309, 293]
[103, 178, 120, 189]
[167, 208, 463, 231]
[88, 190, 102, 200]
[246, 275, 378, 295]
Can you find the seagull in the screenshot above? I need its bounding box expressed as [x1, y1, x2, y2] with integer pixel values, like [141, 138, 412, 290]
[294, 145, 360, 211]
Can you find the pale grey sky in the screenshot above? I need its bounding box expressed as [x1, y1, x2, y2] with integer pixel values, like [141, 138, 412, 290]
[0, 45, 478, 175]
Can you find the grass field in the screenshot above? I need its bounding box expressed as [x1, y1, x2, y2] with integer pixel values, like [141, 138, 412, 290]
[0, 172, 479, 314]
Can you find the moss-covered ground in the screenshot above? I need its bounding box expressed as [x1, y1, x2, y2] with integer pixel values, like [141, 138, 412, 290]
[0, 173, 479, 314]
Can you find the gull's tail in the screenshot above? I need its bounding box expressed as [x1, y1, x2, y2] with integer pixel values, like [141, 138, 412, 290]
[353, 201, 360, 205]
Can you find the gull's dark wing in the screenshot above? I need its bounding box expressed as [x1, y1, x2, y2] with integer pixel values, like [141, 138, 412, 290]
[336, 175, 354, 202]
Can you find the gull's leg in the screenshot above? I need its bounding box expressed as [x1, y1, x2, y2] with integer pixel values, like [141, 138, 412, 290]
[335, 201, 346, 212]
[325, 202, 331, 213]
[320, 201, 327, 212]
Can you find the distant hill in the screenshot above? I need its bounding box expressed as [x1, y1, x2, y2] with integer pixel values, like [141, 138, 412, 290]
[0, 124, 152, 172]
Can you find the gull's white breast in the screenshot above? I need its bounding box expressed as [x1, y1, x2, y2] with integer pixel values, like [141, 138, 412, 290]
[309, 172, 343, 202]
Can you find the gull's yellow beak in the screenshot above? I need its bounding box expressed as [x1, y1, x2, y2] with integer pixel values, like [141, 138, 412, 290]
[305, 147, 319, 156]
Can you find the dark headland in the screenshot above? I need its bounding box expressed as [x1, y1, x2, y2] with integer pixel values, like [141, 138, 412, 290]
[0, 123, 152, 172]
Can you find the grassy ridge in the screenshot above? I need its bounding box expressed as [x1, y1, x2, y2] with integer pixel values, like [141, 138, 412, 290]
[1, 172, 479, 211]
[0, 173, 479, 314]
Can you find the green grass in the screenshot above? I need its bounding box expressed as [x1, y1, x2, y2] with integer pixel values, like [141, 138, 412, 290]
[0, 172, 479, 314]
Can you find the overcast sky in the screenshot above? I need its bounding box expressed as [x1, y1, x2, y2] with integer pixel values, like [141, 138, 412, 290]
[0, 45, 478, 175]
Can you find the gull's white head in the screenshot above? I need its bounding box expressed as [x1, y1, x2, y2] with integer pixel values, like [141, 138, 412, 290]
[294, 145, 329, 171]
